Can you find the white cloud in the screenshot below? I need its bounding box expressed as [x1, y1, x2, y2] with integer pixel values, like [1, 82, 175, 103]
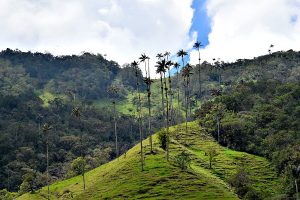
[190, 0, 300, 65]
[0, 0, 194, 77]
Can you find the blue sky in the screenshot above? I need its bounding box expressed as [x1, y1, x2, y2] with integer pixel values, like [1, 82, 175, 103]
[190, 0, 210, 47]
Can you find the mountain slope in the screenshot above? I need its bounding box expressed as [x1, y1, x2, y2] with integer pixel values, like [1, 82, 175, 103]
[18, 122, 281, 200]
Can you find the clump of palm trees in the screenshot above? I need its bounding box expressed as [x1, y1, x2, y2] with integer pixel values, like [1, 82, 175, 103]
[131, 60, 145, 171]
[130, 45, 205, 166]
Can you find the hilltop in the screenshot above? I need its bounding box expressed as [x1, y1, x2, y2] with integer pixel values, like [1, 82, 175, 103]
[18, 122, 281, 200]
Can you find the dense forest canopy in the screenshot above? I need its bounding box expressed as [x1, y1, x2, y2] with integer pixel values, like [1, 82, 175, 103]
[0, 49, 148, 192]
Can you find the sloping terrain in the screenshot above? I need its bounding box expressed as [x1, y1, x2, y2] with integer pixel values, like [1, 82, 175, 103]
[18, 122, 281, 200]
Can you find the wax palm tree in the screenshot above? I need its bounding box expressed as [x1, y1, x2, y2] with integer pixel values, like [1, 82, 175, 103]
[108, 85, 119, 157]
[131, 60, 144, 171]
[173, 62, 181, 123]
[156, 53, 164, 61]
[42, 123, 52, 200]
[139, 53, 148, 78]
[164, 51, 171, 61]
[177, 49, 188, 68]
[210, 88, 223, 142]
[164, 51, 173, 124]
[72, 106, 85, 190]
[71, 106, 86, 190]
[155, 60, 166, 124]
[182, 64, 193, 134]
[193, 41, 203, 96]
[177, 49, 188, 112]
[144, 77, 154, 153]
[268, 44, 274, 54]
[156, 59, 171, 160]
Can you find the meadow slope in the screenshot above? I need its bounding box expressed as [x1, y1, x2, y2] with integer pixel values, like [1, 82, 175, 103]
[18, 122, 281, 200]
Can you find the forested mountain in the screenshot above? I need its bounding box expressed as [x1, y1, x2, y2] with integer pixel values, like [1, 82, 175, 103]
[1, 49, 300, 199]
[0, 49, 148, 192]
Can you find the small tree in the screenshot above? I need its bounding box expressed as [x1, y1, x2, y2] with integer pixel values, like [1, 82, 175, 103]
[19, 172, 35, 194]
[206, 146, 219, 169]
[158, 130, 168, 150]
[174, 150, 191, 170]
[71, 157, 87, 190]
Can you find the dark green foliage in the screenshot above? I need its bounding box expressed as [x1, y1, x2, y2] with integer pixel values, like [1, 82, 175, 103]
[19, 171, 46, 195]
[158, 130, 167, 150]
[0, 189, 16, 200]
[198, 79, 300, 197]
[229, 168, 262, 199]
[0, 50, 146, 192]
[71, 157, 87, 176]
[174, 150, 191, 170]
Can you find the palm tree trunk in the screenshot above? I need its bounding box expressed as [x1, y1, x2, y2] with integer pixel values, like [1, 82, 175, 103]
[168, 69, 173, 125]
[46, 133, 50, 200]
[147, 59, 153, 153]
[187, 75, 191, 122]
[160, 75, 165, 122]
[136, 77, 144, 171]
[218, 68, 221, 85]
[184, 77, 188, 136]
[148, 92, 152, 153]
[82, 173, 86, 190]
[217, 118, 220, 143]
[198, 50, 201, 96]
[163, 73, 170, 161]
[113, 102, 118, 157]
[295, 179, 299, 200]
[176, 69, 180, 121]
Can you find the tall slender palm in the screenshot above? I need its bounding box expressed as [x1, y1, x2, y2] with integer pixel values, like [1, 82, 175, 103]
[164, 51, 171, 61]
[177, 49, 188, 114]
[132, 61, 144, 171]
[268, 44, 274, 54]
[156, 59, 171, 160]
[164, 51, 173, 125]
[143, 55, 154, 153]
[210, 88, 223, 142]
[71, 106, 86, 190]
[156, 53, 164, 61]
[155, 60, 166, 125]
[193, 41, 203, 96]
[139, 53, 148, 78]
[177, 49, 188, 69]
[42, 123, 52, 200]
[182, 64, 193, 135]
[144, 77, 153, 153]
[173, 62, 181, 123]
[108, 85, 119, 157]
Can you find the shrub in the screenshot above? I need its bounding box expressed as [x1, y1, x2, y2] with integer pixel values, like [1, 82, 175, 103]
[174, 150, 191, 170]
[158, 130, 167, 150]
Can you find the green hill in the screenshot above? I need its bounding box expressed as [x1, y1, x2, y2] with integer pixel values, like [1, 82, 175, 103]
[18, 122, 281, 200]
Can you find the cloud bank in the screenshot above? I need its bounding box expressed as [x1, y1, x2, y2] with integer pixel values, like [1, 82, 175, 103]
[190, 0, 300, 64]
[0, 0, 194, 76]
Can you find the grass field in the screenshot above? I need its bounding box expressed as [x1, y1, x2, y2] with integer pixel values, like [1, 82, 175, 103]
[18, 122, 281, 200]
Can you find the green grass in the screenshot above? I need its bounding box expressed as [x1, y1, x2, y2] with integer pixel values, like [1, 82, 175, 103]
[93, 79, 201, 116]
[18, 121, 281, 200]
[38, 90, 67, 107]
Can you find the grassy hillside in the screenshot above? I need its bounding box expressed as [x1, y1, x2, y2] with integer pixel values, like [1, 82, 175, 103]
[18, 122, 281, 200]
